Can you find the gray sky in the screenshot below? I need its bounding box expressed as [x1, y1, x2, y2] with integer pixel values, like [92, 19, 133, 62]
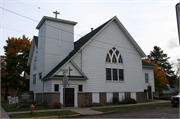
[0, 0, 180, 64]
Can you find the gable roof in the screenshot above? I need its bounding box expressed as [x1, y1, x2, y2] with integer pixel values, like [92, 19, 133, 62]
[142, 60, 156, 68]
[27, 36, 38, 66]
[42, 16, 146, 80]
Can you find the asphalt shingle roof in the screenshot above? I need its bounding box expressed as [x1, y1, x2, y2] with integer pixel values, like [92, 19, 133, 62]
[142, 60, 156, 68]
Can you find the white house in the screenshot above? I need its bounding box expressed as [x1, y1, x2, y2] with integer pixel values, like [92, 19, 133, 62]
[27, 16, 156, 107]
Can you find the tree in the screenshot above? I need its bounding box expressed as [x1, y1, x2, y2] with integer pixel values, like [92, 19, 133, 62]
[1, 35, 31, 100]
[147, 46, 177, 88]
[143, 58, 169, 93]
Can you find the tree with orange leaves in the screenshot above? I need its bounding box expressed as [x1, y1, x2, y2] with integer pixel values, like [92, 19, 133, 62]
[1, 35, 31, 100]
[143, 58, 169, 93]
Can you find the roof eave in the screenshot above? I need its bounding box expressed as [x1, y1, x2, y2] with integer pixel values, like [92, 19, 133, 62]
[36, 16, 77, 29]
[143, 66, 156, 69]
[114, 18, 146, 58]
[27, 37, 36, 66]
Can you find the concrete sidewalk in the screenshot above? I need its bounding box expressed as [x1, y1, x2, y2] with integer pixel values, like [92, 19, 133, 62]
[1, 106, 9, 119]
[3, 100, 170, 118]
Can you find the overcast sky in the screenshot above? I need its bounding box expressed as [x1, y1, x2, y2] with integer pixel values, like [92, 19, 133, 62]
[0, 0, 180, 64]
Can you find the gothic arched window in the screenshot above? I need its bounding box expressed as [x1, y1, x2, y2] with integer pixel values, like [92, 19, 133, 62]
[105, 47, 124, 81]
[105, 47, 123, 63]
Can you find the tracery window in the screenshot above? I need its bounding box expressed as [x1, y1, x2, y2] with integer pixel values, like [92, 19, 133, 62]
[106, 47, 123, 63]
[105, 47, 124, 81]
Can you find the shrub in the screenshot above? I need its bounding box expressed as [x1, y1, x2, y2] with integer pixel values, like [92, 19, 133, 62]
[121, 96, 136, 104]
[53, 102, 62, 108]
[112, 97, 120, 104]
[130, 98, 136, 104]
[121, 96, 131, 104]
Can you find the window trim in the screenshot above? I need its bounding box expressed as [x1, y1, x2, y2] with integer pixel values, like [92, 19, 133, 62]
[145, 73, 149, 83]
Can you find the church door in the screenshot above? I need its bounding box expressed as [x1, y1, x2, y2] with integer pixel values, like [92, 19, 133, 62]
[65, 88, 74, 107]
[148, 86, 152, 99]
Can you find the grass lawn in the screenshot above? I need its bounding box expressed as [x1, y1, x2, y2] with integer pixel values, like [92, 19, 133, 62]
[92, 102, 172, 112]
[9, 110, 79, 118]
[1, 100, 51, 112]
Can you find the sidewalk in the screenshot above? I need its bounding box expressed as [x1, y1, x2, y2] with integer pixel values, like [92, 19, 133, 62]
[1, 106, 9, 119]
[3, 100, 170, 118]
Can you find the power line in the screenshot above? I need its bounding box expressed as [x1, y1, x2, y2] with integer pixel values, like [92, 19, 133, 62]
[0, 7, 39, 22]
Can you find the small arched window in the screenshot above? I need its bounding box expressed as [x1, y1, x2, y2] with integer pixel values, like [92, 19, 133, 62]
[105, 47, 123, 63]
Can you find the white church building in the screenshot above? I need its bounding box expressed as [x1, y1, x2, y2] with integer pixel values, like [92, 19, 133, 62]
[27, 15, 155, 107]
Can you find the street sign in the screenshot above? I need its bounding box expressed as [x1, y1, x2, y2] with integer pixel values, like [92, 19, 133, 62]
[62, 75, 68, 88]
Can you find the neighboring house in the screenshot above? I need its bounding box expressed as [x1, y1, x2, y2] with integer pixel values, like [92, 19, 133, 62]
[162, 84, 179, 94]
[27, 16, 155, 108]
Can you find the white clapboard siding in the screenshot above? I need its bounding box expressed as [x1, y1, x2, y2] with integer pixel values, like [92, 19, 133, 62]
[131, 92, 136, 100]
[81, 21, 144, 92]
[106, 92, 113, 102]
[55, 62, 82, 76]
[30, 46, 38, 93]
[119, 92, 125, 101]
[92, 93, 99, 103]
[72, 52, 82, 70]
[142, 68, 155, 92]
[43, 20, 74, 75]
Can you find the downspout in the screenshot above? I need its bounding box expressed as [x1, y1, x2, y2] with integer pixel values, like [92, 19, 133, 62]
[81, 49, 82, 70]
[42, 80, 44, 103]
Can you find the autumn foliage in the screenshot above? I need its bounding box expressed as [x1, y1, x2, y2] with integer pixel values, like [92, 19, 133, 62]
[1, 35, 31, 99]
[142, 58, 169, 92]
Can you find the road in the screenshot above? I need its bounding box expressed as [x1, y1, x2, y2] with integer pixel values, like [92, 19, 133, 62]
[76, 106, 179, 118]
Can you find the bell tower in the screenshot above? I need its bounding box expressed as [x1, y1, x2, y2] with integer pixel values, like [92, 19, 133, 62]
[36, 15, 77, 75]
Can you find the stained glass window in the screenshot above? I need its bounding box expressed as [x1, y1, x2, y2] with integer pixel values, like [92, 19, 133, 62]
[106, 47, 123, 64]
[112, 54, 117, 63]
[106, 47, 124, 81]
[109, 50, 113, 56]
[106, 54, 111, 62]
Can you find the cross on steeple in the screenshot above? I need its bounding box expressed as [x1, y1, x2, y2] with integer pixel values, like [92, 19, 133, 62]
[53, 10, 60, 18]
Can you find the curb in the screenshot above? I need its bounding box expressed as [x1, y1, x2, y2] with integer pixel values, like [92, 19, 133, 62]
[35, 114, 81, 118]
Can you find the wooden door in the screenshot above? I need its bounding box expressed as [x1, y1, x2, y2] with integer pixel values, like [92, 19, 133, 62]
[65, 88, 74, 107]
[148, 86, 152, 99]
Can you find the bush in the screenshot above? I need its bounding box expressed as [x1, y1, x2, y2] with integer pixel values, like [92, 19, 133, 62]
[121, 96, 131, 104]
[121, 96, 136, 104]
[112, 97, 120, 104]
[53, 102, 62, 108]
[130, 98, 136, 104]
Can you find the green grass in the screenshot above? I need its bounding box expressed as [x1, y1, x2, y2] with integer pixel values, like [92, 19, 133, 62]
[92, 102, 172, 112]
[1, 100, 51, 112]
[9, 110, 79, 118]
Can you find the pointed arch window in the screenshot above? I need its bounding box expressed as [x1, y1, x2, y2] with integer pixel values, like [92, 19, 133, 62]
[105, 47, 124, 81]
[105, 47, 123, 64]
